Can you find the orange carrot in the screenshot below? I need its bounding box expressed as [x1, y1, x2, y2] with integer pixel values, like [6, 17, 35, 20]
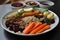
[39, 14, 43, 17]
[30, 23, 47, 34]
[25, 22, 32, 28]
[22, 12, 35, 17]
[22, 11, 40, 17]
[23, 22, 35, 34]
[34, 10, 41, 14]
[36, 25, 50, 34]
[31, 22, 42, 31]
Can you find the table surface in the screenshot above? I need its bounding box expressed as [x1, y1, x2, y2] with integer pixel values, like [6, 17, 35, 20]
[0, 0, 60, 40]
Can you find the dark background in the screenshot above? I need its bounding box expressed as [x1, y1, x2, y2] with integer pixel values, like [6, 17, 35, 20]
[0, 0, 60, 40]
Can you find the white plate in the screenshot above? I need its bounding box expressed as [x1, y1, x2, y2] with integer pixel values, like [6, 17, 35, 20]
[1, 8, 59, 36]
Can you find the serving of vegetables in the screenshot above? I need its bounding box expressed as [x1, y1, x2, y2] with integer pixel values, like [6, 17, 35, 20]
[5, 8, 55, 34]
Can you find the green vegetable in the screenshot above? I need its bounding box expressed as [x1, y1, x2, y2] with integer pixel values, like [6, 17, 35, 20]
[34, 14, 41, 19]
[44, 17, 51, 24]
[32, 7, 36, 11]
[17, 9, 25, 16]
[39, 8, 48, 13]
[40, 17, 55, 24]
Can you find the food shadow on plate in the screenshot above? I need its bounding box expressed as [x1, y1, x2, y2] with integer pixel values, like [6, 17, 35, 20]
[3, 28, 57, 40]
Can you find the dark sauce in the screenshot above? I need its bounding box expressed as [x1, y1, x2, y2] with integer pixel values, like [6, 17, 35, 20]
[11, 2, 23, 7]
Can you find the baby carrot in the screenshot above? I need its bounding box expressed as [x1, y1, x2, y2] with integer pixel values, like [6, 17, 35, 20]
[22, 12, 35, 17]
[36, 25, 50, 34]
[34, 10, 41, 14]
[22, 10, 40, 17]
[30, 23, 47, 34]
[31, 22, 42, 31]
[23, 22, 35, 34]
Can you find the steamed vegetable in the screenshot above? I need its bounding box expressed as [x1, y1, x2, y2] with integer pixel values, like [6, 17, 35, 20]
[18, 8, 33, 12]
[31, 22, 42, 31]
[22, 12, 34, 17]
[5, 12, 17, 18]
[47, 13, 54, 20]
[39, 17, 45, 22]
[36, 25, 50, 34]
[23, 22, 35, 34]
[22, 10, 40, 17]
[43, 11, 49, 17]
[24, 8, 33, 11]
[39, 14, 43, 17]
[33, 10, 41, 14]
[39, 8, 48, 13]
[42, 17, 55, 24]
[17, 9, 25, 16]
[30, 23, 47, 34]
[17, 8, 34, 16]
